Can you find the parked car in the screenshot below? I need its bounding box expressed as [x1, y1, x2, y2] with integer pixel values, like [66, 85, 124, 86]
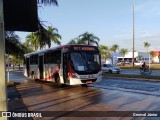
[115, 61, 124, 66]
[102, 64, 121, 74]
[134, 61, 143, 66]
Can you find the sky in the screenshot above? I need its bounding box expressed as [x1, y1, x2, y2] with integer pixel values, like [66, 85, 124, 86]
[16, 0, 160, 52]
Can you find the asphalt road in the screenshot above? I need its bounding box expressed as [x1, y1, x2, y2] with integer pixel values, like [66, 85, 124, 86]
[93, 77, 160, 96]
[7, 71, 160, 120]
[7, 68, 160, 84]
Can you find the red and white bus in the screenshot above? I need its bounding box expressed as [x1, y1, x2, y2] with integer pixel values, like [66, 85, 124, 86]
[24, 44, 102, 86]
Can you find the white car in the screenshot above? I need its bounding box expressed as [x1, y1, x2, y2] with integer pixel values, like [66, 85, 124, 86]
[134, 61, 143, 66]
[102, 64, 121, 74]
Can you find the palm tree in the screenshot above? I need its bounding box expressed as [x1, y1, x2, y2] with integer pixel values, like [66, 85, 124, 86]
[144, 42, 151, 67]
[26, 26, 61, 50]
[22, 42, 34, 53]
[120, 48, 128, 65]
[45, 26, 61, 48]
[68, 39, 77, 44]
[144, 42, 150, 52]
[110, 44, 119, 53]
[79, 32, 100, 46]
[34, 0, 59, 49]
[67, 37, 79, 44]
[110, 44, 119, 64]
[150, 51, 156, 63]
[26, 33, 39, 51]
[99, 45, 110, 62]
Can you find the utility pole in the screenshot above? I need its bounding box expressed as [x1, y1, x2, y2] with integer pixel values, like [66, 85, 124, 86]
[132, 0, 135, 67]
[0, 0, 7, 119]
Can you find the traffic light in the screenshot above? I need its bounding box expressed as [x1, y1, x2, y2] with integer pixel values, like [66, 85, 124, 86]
[3, 0, 38, 32]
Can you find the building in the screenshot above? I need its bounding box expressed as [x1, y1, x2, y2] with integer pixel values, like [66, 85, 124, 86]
[152, 51, 160, 63]
[117, 52, 151, 63]
[105, 52, 152, 64]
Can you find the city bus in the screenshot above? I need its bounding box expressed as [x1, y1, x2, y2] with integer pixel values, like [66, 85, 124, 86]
[24, 44, 102, 86]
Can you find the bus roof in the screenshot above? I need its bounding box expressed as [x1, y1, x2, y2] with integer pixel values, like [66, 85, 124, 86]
[24, 44, 98, 57]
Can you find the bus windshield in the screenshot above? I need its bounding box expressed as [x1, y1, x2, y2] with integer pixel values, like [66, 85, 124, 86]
[70, 52, 100, 72]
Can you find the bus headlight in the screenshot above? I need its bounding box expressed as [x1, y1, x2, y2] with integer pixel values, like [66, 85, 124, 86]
[72, 73, 78, 78]
[68, 73, 79, 78]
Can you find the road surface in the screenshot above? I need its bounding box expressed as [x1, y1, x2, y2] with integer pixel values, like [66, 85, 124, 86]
[7, 71, 160, 120]
[120, 69, 160, 76]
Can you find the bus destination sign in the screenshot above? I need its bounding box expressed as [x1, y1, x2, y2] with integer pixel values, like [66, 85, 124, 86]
[73, 46, 95, 51]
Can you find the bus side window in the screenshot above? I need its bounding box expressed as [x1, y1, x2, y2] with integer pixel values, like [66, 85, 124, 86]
[50, 52, 54, 64]
[53, 50, 61, 64]
[30, 55, 33, 64]
[47, 52, 50, 64]
[30, 55, 38, 65]
[44, 53, 47, 64]
[23, 57, 26, 65]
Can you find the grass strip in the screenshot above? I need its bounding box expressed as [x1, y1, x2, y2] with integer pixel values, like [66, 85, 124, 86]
[102, 73, 160, 80]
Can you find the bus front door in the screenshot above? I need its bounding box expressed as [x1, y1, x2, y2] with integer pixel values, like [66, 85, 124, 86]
[26, 58, 30, 77]
[63, 52, 69, 84]
[39, 55, 44, 79]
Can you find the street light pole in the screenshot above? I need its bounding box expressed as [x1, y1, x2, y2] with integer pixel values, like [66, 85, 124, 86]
[132, 0, 135, 67]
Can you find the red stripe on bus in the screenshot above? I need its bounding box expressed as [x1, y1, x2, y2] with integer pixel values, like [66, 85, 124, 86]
[44, 70, 59, 80]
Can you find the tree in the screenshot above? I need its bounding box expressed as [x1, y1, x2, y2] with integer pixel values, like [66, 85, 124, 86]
[136, 55, 143, 61]
[5, 31, 25, 58]
[67, 38, 79, 44]
[150, 51, 156, 63]
[99, 45, 110, 62]
[120, 48, 128, 64]
[144, 42, 151, 67]
[110, 44, 119, 53]
[33, 0, 59, 49]
[22, 41, 34, 53]
[26, 33, 39, 51]
[144, 42, 150, 51]
[26, 26, 61, 50]
[110, 44, 119, 64]
[45, 26, 61, 48]
[79, 32, 100, 46]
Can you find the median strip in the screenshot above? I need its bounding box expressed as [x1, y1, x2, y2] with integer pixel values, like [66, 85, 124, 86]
[102, 73, 160, 82]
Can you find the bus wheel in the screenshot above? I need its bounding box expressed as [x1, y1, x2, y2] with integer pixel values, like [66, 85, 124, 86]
[55, 75, 60, 86]
[81, 84, 88, 87]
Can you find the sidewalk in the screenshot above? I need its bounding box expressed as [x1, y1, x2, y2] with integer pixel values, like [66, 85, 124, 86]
[8, 83, 32, 120]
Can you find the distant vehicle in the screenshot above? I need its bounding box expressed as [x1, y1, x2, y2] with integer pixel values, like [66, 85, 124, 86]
[115, 61, 124, 66]
[134, 61, 143, 66]
[125, 61, 131, 64]
[102, 64, 121, 74]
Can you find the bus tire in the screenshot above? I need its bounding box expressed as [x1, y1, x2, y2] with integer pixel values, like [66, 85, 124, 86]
[34, 78, 37, 81]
